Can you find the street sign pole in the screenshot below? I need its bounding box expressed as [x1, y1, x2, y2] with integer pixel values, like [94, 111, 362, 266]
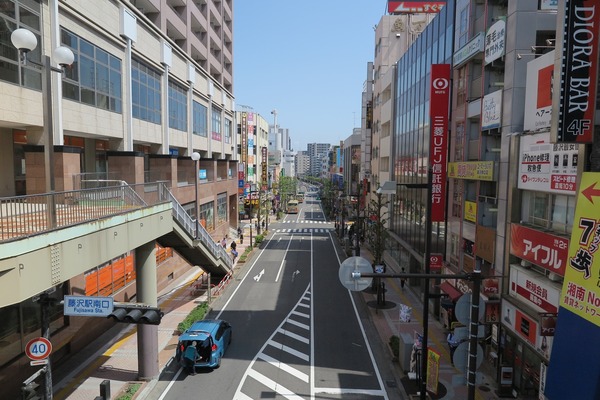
[344, 270, 483, 400]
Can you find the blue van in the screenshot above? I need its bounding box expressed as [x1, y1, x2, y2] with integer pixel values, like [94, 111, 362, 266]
[176, 319, 232, 371]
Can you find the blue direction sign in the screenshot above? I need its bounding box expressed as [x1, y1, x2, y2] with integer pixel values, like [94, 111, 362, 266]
[238, 179, 244, 188]
[64, 295, 114, 317]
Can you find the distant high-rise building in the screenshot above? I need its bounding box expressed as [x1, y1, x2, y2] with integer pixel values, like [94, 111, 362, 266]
[295, 151, 310, 177]
[307, 143, 330, 176]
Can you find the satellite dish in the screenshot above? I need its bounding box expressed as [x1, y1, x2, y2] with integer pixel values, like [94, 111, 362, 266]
[455, 293, 485, 325]
[453, 342, 484, 372]
[339, 256, 373, 291]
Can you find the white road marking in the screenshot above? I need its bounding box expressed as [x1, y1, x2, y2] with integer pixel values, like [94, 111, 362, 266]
[267, 339, 309, 361]
[286, 318, 309, 330]
[257, 352, 309, 383]
[253, 269, 265, 282]
[277, 328, 309, 344]
[246, 369, 305, 400]
[327, 230, 390, 400]
[234, 285, 311, 399]
[291, 310, 309, 319]
[275, 235, 293, 282]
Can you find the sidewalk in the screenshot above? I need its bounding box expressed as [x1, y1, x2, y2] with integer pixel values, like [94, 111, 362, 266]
[356, 245, 501, 400]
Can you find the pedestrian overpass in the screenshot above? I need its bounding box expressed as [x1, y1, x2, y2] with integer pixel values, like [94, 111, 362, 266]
[0, 182, 233, 307]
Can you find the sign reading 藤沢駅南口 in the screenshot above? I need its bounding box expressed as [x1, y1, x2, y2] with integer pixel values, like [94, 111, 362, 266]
[64, 295, 114, 317]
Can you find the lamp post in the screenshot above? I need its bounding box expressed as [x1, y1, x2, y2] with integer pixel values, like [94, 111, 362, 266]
[11, 28, 74, 230]
[191, 152, 201, 238]
[12, 27, 74, 400]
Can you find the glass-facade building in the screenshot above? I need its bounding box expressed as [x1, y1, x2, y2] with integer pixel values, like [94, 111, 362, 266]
[388, 2, 455, 290]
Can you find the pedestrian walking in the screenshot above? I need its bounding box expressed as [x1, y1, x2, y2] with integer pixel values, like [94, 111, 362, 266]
[230, 240, 238, 260]
[221, 236, 226, 247]
[400, 267, 406, 289]
[447, 332, 461, 365]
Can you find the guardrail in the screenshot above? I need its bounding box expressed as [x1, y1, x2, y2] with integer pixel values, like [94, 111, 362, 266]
[1, 182, 232, 270]
[0, 183, 150, 242]
[157, 184, 232, 270]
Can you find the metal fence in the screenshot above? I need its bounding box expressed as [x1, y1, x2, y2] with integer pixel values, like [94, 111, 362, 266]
[1, 182, 232, 270]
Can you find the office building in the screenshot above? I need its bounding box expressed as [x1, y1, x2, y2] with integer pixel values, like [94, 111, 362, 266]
[0, 0, 235, 396]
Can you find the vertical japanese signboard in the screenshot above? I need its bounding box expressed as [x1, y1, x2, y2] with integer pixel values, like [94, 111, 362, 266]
[560, 173, 600, 325]
[557, 0, 599, 143]
[429, 64, 450, 222]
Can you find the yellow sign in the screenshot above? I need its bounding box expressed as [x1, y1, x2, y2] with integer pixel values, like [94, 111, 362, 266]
[560, 172, 600, 326]
[447, 161, 494, 181]
[464, 200, 477, 222]
[426, 348, 440, 394]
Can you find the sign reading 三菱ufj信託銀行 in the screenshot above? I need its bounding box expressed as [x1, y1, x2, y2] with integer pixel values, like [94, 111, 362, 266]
[560, 173, 600, 326]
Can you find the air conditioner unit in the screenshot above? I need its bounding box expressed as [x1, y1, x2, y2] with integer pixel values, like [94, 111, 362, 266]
[548, 272, 562, 282]
[521, 260, 532, 268]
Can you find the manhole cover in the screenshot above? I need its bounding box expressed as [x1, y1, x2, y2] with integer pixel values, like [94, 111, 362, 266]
[386, 380, 397, 388]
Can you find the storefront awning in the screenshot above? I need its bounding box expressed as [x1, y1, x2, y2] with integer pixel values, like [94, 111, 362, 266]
[439, 281, 463, 302]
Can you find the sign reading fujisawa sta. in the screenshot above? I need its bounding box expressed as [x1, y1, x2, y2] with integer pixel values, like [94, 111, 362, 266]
[64, 295, 114, 317]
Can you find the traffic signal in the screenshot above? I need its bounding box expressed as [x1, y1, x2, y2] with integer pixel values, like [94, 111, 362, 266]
[21, 381, 40, 400]
[107, 303, 163, 325]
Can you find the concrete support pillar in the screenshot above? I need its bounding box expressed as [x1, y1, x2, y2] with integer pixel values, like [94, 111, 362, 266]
[135, 240, 158, 380]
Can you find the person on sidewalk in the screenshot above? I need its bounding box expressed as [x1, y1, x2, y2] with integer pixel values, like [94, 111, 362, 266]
[400, 267, 406, 289]
[447, 332, 461, 365]
[221, 236, 227, 247]
[230, 240, 238, 260]
[183, 341, 199, 375]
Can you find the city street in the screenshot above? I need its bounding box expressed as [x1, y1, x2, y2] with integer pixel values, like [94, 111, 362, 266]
[147, 198, 393, 399]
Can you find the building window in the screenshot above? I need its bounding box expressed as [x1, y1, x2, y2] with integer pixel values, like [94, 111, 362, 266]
[551, 194, 576, 234]
[193, 100, 208, 136]
[0, 0, 42, 89]
[522, 191, 550, 228]
[132, 59, 161, 124]
[224, 118, 232, 144]
[212, 108, 222, 140]
[217, 192, 227, 224]
[458, 6, 469, 48]
[60, 29, 122, 112]
[168, 80, 187, 131]
[199, 201, 214, 231]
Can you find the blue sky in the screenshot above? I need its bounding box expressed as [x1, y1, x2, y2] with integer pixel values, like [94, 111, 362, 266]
[233, 1, 388, 152]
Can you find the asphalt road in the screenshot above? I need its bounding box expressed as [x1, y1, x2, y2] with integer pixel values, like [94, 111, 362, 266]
[148, 198, 392, 400]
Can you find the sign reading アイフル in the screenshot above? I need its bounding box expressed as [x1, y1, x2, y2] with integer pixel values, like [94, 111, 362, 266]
[64, 295, 114, 317]
[560, 173, 600, 325]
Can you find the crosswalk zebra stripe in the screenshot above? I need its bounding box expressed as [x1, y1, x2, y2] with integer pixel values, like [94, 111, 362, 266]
[246, 369, 305, 400]
[267, 339, 310, 361]
[257, 352, 309, 383]
[277, 327, 310, 344]
[285, 318, 309, 330]
[291, 310, 309, 319]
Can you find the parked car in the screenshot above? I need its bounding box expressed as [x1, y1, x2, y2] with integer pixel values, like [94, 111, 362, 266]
[176, 319, 232, 370]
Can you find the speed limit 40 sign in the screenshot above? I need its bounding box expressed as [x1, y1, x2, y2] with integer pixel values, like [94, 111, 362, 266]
[25, 337, 52, 361]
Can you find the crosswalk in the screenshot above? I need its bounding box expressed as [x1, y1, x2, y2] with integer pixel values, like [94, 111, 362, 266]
[280, 220, 329, 224]
[274, 228, 332, 233]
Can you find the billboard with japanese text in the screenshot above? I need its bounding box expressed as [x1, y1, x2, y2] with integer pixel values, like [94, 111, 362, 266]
[510, 223, 569, 276]
[518, 132, 579, 194]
